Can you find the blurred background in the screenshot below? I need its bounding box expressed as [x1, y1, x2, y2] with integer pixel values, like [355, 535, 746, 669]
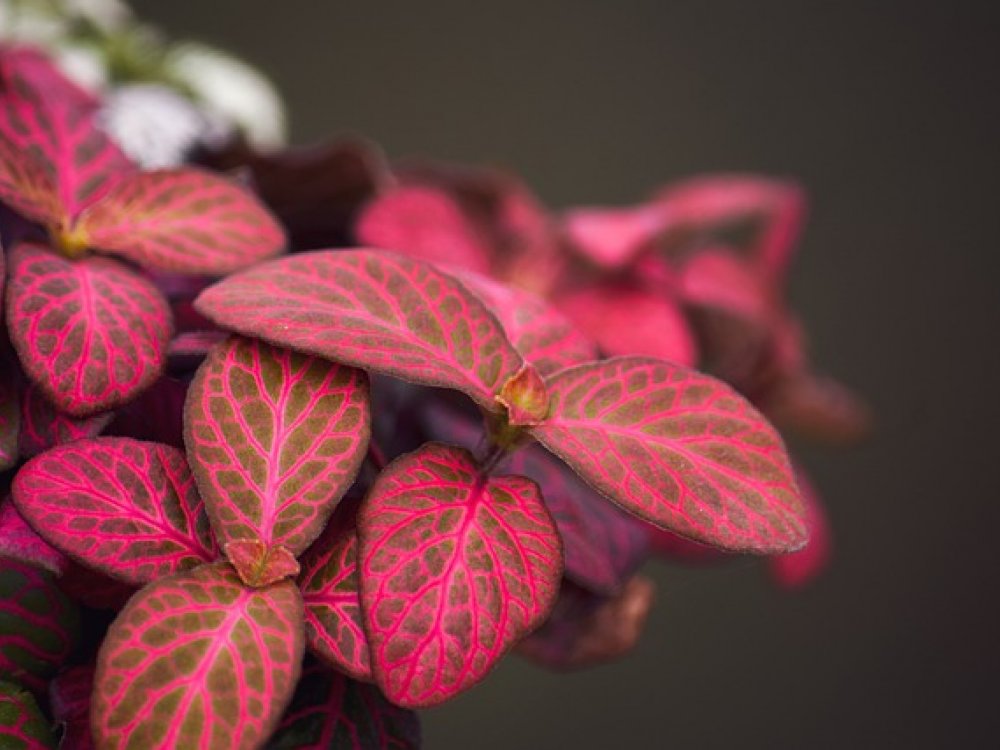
[67, 1, 1000, 746]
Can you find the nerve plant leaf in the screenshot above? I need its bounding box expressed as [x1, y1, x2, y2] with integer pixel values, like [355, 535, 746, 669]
[194, 250, 524, 410]
[299, 515, 370, 681]
[185, 336, 370, 585]
[76, 169, 286, 275]
[358, 443, 562, 707]
[6, 244, 172, 417]
[507, 445, 648, 595]
[456, 271, 597, 376]
[12, 437, 216, 584]
[0, 680, 56, 749]
[269, 662, 421, 750]
[93, 562, 304, 750]
[357, 183, 493, 273]
[0, 130, 61, 227]
[531, 357, 807, 553]
[49, 665, 95, 750]
[0, 556, 79, 692]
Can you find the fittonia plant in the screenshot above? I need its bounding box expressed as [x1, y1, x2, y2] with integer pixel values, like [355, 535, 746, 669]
[0, 39, 866, 750]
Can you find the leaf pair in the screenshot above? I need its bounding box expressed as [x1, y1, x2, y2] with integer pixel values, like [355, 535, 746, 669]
[0, 49, 285, 416]
[196, 249, 807, 554]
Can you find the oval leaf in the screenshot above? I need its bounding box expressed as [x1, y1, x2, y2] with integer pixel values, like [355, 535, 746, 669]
[358, 443, 562, 707]
[562, 204, 669, 269]
[0, 130, 61, 228]
[6, 243, 172, 416]
[299, 518, 370, 680]
[185, 335, 371, 577]
[12, 437, 216, 584]
[77, 168, 286, 275]
[0, 556, 79, 691]
[555, 281, 697, 366]
[356, 183, 493, 273]
[194, 249, 524, 410]
[507, 445, 648, 595]
[18, 383, 112, 459]
[531, 357, 807, 553]
[93, 562, 304, 750]
[0, 680, 56, 749]
[456, 271, 597, 376]
[269, 663, 420, 749]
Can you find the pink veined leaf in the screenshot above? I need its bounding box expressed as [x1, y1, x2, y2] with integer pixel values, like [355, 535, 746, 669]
[506, 444, 648, 595]
[5, 243, 172, 417]
[562, 203, 670, 269]
[75, 168, 287, 275]
[194, 249, 525, 411]
[531, 357, 807, 553]
[655, 175, 805, 283]
[517, 576, 655, 671]
[92, 562, 304, 750]
[18, 382, 112, 459]
[555, 281, 698, 366]
[299, 513, 371, 681]
[455, 270, 598, 376]
[358, 442, 563, 707]
[0, 46, 98, 113]
[768, 467, 832, 589]
[0, 555, 79, 692]
[50, 664, 96, 750]
[0, 680, 56, 749]
[677, 248, 774, 324]
[11, 437, 217, 585]
[0, 363, 17, 471]
[0, 498, 67, 576]
[0, 50, 133, 228]
[268, 662, 421, 749]
[185, 335, 371, 585]
[0, 129, 62, 227]
[356, 184, 493, 274]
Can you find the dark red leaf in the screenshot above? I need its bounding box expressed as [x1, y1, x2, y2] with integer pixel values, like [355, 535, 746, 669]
[49, 664, 95, 750]
[0, 499, 66, 576]
[18, 382, 112, 459]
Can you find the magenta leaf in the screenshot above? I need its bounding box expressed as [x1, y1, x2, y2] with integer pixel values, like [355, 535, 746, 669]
[0, 130, 61, 228]
[77, 168, 286, 275]
[357, 184, 493, 273]
[531, 357, 807, 553]
[0, 365, 17, 471]
[269, 662, 421, 749]
[194, 250, 524, 410]
[0, 680, 56, 749]
[12, 437, 216, 584]
[562, 204, 669, 269]
[0, 48, 133, 228]
[5, 243, 172, 417]
[456, 271, 597, 376]
[555, 282, 697, 366]
[678, 248, 773, 323]
[518, 576, 655, 671]
[185, 335, 370, 584]
[507, 445, 648, 595]
[18, 383, 112, 459]
[358, 443, 562, 707]
[50, 665, 95, 750]
[0, 499, 66, 576]
[299, 517, 370, 680]
[0, 556, 79, 692]
[93, 562, 304, 750]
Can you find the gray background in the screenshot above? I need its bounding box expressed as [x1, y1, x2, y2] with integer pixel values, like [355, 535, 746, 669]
[133, 2, 999, 747]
